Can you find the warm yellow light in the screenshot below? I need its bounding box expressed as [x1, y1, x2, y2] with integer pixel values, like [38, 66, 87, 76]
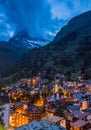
[9, 113, 29, 128]
[34, 97, 44, 106]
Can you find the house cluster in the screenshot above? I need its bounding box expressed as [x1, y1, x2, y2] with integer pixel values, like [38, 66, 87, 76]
[0, 73, 91, 130]
[15, 120, 66, 130]
[9, 102, 42, 128]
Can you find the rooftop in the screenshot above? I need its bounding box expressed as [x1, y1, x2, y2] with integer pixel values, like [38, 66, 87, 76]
[15, 120, 66, 130]
[70, 110, 89, 119]
[71, 119, 88, 128]
[43, 116, 64, 123]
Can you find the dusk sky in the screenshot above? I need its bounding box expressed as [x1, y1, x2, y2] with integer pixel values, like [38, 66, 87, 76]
[0, 0, 91, 41]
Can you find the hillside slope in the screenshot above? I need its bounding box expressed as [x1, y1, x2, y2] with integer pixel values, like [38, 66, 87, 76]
[3, 10, 91, 80]
[0, 30, 49, 75]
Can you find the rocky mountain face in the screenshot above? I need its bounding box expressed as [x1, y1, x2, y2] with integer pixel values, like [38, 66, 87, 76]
[0, 30, 49, 75]
[9, 31, 49, 49]
[1, 10, 91, 80]
[7, 10, 91, 80]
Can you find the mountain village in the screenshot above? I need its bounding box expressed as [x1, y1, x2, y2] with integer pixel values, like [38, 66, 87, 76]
[0, 72, 91, 130]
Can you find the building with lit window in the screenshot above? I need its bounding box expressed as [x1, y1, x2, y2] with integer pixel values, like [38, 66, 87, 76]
[9, 103, 42, 128]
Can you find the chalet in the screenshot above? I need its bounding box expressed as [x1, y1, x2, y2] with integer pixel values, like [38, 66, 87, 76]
[71, 119, 89, 130]
[68, 110, 89, 121]
[27, 106, 42, 121]
[42, 115, 66, 128]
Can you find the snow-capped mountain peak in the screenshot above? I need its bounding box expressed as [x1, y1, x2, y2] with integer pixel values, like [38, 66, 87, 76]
[9, 31, 49, 49]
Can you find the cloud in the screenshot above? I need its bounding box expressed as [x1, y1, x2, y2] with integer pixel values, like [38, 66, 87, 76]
[1, 0, 53, 39]
[48, 0, 72, 20]
[0, 4, 15, 40]
[49, 0, 91, 20]
[0, 0, 91, 41]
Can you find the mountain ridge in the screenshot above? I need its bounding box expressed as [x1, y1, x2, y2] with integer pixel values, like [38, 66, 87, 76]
[9, 30, 49, 49]
[54, 10, 91, 42]
[0, 30, 49, 75]
[1, 10, 91, 81]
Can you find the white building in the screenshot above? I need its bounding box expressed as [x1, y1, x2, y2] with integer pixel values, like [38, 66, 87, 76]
[0, 104, 10, 129]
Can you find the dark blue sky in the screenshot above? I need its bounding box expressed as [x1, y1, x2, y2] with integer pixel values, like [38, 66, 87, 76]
[0, 0, 91, 41]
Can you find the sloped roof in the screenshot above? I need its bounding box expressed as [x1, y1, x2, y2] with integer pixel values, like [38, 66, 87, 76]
[68, 105, 80, 111]
[71, 119, 88, 128]
[15, 120, 66, 130]
[43, 116, 64, 123]
[70, 110, 89, 119]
